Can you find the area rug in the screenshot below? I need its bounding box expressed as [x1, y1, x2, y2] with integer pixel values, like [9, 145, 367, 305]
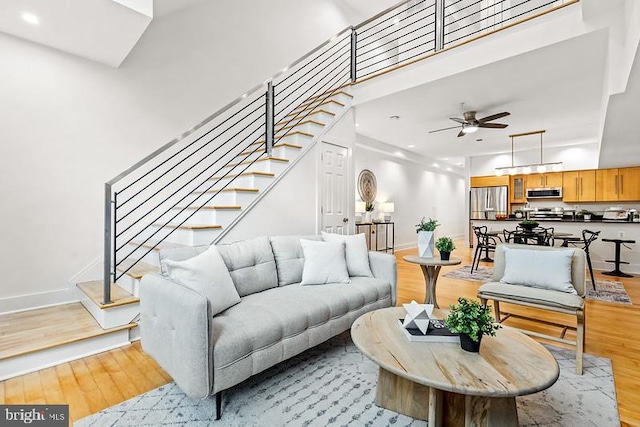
[587, 280, 633, 305]
[77, 332, 619, 427]
[442, 265, 494, 283]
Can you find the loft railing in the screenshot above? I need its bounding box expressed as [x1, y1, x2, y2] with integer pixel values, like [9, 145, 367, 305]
[103, 0, 577, 302]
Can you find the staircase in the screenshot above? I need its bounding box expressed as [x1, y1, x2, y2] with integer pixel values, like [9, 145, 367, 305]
[78, 89, 354, 330]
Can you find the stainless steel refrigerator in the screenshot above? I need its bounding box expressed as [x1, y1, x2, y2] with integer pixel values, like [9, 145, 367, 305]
[470, 186, 508, 220]
[469, 186, 508, 245]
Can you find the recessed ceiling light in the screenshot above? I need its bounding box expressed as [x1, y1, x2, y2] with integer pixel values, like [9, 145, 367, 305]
[407, 144, 415, 148]
[390, 115, 400, 120]
[433, 163, 439, 168]
[22, 12, 40, 25]
[443, 157, 449, 160]
[355, 123, 360, 127]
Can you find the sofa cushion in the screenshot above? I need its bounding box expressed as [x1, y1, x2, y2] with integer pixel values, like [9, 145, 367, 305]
[321, 232, 373, 277]
[269, 235, 322, 286]
[299, 239, 350, 285]
[501, 247, 576, 294]
[211, 277, 391, 369]
[216, 236, 278, 297]
[478, 282, 585, 310]
[158, 245, 208, 276]
[162, 245, 241, 316]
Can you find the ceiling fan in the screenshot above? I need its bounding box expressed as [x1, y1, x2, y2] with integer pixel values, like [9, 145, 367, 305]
[429, 107, 510, 137]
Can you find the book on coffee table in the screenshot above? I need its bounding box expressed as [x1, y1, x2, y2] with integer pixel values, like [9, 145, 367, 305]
[397, 319, 460, 343]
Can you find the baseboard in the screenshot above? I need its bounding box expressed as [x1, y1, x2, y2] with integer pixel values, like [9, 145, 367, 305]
[0, 288, 76, 315]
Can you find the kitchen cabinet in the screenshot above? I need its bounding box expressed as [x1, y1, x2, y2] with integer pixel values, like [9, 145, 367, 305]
[470, 175, 509, 188]
[510, 175, 527, 203]
[526, 172, 562, 189]
[563, 170, 596, 202]
[596, 167, 640, 201]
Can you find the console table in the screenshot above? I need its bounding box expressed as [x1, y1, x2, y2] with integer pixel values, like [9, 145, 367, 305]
[355, 222, 394, 253]
[602, 238, 636, 277]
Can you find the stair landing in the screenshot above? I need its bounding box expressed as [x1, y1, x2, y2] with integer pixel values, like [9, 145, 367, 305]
[0, 303, 135, 380]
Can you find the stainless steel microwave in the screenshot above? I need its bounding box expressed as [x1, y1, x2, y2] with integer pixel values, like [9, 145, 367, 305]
[526, 187, 562, 198]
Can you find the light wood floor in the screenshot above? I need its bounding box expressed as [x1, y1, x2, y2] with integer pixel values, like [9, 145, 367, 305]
[1, 243, 639, 425]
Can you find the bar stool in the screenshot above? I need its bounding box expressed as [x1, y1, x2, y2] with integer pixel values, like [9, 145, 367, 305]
[471, 226, 499, 272]
[568, 230, 600, 289]
[602, 238, 636, 278]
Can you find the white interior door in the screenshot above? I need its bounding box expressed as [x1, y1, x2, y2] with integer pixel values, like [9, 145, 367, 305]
[320, 142, 349, 234]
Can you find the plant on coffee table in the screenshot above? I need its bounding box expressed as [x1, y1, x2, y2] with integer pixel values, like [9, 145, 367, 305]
[445, 297, 500, 352]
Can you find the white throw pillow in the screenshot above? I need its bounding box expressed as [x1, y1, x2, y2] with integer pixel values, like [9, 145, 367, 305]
[162, 245, 241, 316]
[300, 239, 351, 285]
[500, 247, 577, 294]
[321, 231, 373, 277]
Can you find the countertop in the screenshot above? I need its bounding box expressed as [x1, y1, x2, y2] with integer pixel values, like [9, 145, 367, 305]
[472, 218, 640, 224]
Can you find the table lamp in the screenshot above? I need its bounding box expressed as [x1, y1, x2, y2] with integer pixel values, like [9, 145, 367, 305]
[355, 201, 366, 223]
[382, 202, 394, 222]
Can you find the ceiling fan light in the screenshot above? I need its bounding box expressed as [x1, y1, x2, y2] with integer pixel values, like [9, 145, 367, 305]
[462, 124, 479, 134]
[537, 164, 547, 173]
[522, 166, 532, 174]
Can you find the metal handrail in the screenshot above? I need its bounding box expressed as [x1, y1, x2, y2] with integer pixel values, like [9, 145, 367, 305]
[103, 0, 579, 303]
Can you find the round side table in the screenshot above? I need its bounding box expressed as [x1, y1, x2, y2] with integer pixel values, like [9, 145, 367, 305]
[402, 255, 461, 308]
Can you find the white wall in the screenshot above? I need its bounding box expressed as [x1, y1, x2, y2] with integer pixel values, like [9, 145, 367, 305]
[354, 135, 467, 250]
[0, 0, 355, 312]
[469, 142, 600, 176]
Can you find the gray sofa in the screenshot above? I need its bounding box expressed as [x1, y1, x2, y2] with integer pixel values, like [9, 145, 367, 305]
[140, 235, 397, 418]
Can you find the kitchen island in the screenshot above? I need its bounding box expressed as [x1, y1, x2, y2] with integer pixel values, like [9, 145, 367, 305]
[470, 219, 640, 275]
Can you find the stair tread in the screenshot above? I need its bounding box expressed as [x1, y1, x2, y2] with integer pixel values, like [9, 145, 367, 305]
[239, 143, 302, 156]
[296, 99, 345, 110]
[194, 187, 260, 195]
[155, 223, 223, 230]
[130, 238, 187, 252]
[0, 303, 135, 361]
[175, 205, 242, 210]
[226, 157, 289, 168]
[284, 109, 336, 119]
[78, 281, 140, 309]
[251, 131, 313, 146]
[305, 90, 353, 102]
[210, 171, 275, 180]
[116, 259, 159, 280]
[275, 119, 326, 132]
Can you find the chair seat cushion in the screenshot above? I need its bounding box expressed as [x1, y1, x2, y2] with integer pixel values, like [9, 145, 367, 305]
[478, 281, 584, 311]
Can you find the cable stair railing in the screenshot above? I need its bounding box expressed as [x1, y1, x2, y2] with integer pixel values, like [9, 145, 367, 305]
[102, 0, 579, 304]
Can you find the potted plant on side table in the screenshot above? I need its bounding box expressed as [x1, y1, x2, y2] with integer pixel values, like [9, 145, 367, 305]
[415, 217, 440, 258]
[444, 297, 501, 352]
[435, 237, 456, 261]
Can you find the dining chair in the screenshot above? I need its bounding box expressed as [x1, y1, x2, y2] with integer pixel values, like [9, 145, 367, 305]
[471, 226, 499, 272]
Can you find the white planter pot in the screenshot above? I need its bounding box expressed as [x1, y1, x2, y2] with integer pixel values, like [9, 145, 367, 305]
[417, 231, 435, 258]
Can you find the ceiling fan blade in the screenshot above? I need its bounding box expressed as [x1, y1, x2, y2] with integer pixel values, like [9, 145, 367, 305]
[457, 130, 466, 137]
[428, 125, 461, 134]
[478, 122, 508, 129]
[449, 117, 466, 124]
[478, 112, 510, 123]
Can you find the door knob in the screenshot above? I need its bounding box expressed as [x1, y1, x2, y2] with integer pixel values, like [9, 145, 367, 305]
[343, 218, 349, 223]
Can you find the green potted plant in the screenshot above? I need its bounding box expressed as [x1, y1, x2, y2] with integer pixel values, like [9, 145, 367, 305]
[435, 237, 456, 260]
[578, 209, 593, 221]
[444, 297, 501, 352]
[518, 219, 539, 231]
[415, 217, 440, 257]
[364, 201, 375, 223]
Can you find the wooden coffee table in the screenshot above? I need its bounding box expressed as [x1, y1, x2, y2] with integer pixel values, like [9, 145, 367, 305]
[351, 307, 559, 426]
